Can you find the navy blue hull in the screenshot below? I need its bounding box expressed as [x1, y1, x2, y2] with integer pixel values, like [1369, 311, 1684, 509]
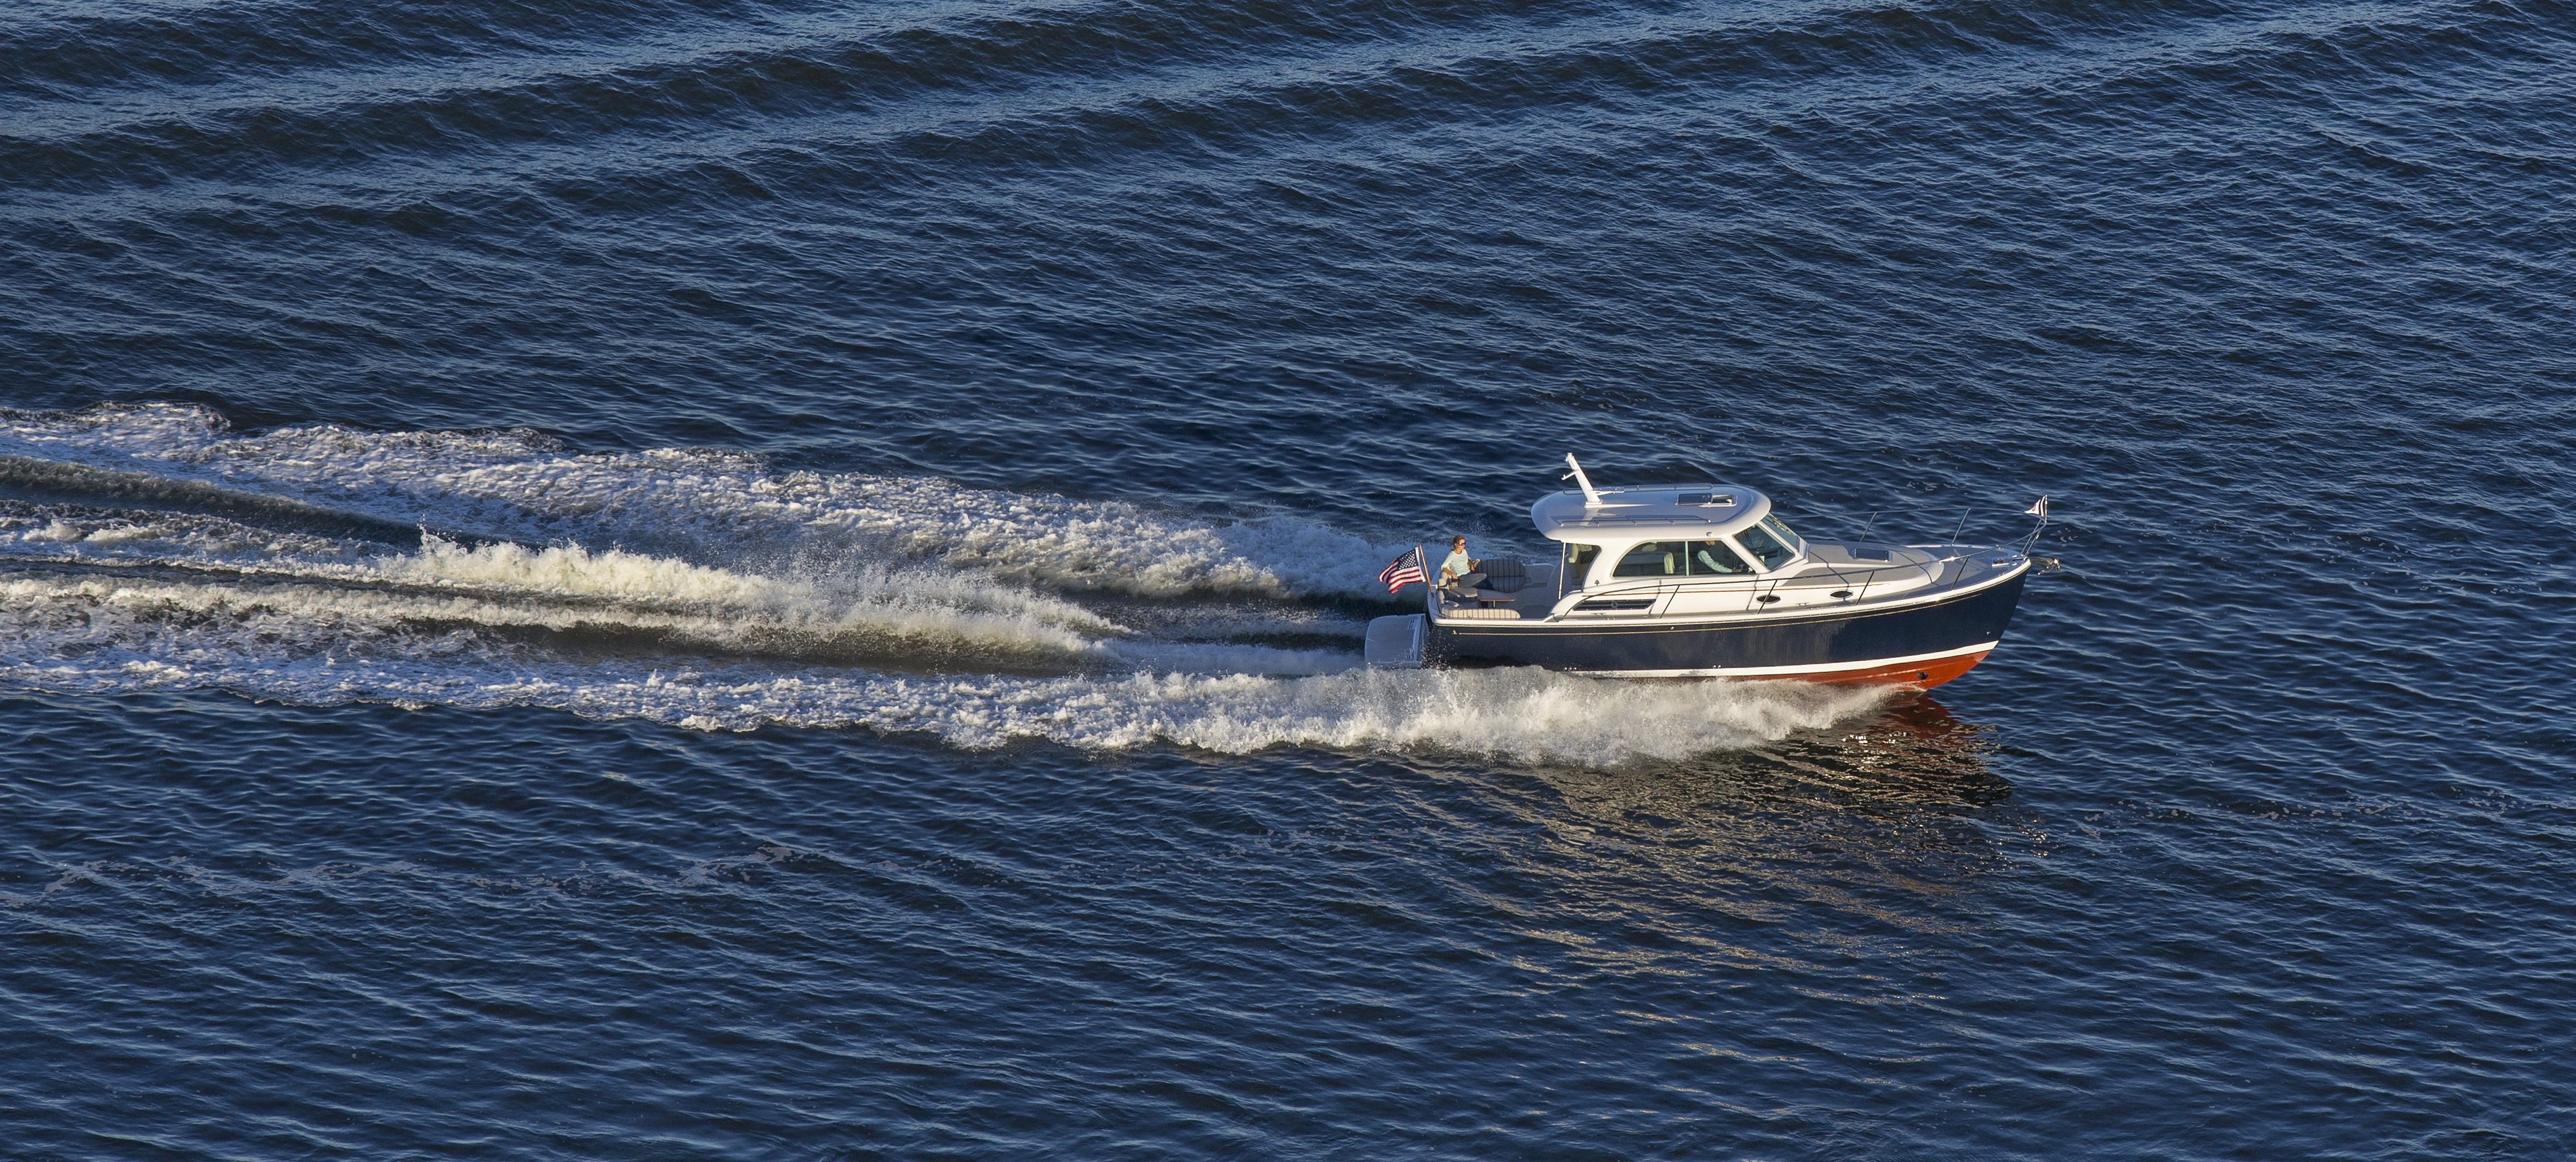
[1431, 571, 2027, 675]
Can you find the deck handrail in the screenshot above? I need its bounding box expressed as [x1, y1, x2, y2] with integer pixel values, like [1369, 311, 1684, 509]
[1523, 540, 2023, 621]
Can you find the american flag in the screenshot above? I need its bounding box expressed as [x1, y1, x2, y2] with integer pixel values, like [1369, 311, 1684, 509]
[1378, 547, 1426, 593]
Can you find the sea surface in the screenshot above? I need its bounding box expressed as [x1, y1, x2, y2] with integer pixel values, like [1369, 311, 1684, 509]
[3, 0, 2572, 1156]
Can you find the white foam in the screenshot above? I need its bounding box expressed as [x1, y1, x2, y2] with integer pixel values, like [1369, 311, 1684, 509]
[0, 402, 1413, 599]
[2, 506, 374, 568]
[3, 510, 1116, 653]
[0, 613, 1884, 766]
[0, 405, 1888, 765]
[383, 535, 1120, 635]
[0, 561, 1881, 766]
[896, 667, 1890, 762]
[0, 566, 1106, 668]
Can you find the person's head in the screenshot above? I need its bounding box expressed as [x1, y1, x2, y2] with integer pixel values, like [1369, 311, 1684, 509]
[1451, 536, 1467, 551]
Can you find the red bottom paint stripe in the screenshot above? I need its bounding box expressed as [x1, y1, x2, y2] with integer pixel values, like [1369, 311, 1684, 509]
[1772, 649, 1993, 689]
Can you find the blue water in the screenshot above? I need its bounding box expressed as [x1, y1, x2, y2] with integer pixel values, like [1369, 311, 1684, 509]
[5, 0, 2573, 1156]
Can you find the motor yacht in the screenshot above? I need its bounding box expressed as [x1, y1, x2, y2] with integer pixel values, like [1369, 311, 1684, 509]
[1364, 458, 2034, 687]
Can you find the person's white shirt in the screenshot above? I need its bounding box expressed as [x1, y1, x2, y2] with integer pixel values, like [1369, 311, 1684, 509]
[1440, 548, 1473, 583]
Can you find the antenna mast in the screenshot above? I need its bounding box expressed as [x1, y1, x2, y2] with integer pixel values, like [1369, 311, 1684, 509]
[1563, 454, 1604, 509]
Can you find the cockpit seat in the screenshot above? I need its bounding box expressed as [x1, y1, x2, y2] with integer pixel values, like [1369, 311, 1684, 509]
[1473, 558, 1530, 593]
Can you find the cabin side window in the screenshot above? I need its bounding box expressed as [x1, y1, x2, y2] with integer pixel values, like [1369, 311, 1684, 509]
[1686, 539, 1751, 575]
[1561, 542, 1602, 589]
[1735, 524, 1797, 571]
[1611, 540, 1686, 578]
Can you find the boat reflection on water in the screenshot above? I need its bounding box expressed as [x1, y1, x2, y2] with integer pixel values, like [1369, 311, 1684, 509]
[1437, 693, 2024, 972]
[1509, 693, 2009, 822]
[1777, 695, 2013, 811]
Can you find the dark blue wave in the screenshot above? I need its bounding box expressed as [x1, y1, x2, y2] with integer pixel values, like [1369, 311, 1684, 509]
[1, 0, 2426, 189]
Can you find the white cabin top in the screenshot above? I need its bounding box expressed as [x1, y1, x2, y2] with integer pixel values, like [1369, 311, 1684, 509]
[1530, 484, 1774, 542]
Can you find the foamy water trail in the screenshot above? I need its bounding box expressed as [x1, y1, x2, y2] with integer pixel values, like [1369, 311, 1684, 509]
[0, 403, 1410, 599]
[5, 489, 1368, 676]
[383, 535, 1122, 636]
[0, 509, 1127, 666]
[0, 405, 1885, 764]
[0, 518, 1879, 763]
[0, 571, 1108, 670]
[0, 626, 1884, 765]
[0, 504, 378, 573]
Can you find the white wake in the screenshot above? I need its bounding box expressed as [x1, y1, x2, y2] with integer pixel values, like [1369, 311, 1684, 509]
[0, 404, 1890, 764]
[0, 402, 1411, 598]
[0, 627, 1884, 765]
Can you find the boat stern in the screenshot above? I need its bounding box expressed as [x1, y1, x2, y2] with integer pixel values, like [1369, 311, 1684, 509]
[1364, 614, 1427, 668]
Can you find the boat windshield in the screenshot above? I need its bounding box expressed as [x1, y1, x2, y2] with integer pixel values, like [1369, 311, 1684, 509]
[1735, 524, 1797, 571]
[1759, 515, 1806, 554]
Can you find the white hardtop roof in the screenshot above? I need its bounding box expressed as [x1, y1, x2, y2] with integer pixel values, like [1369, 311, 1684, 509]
[1529, 484, 1775, 543]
